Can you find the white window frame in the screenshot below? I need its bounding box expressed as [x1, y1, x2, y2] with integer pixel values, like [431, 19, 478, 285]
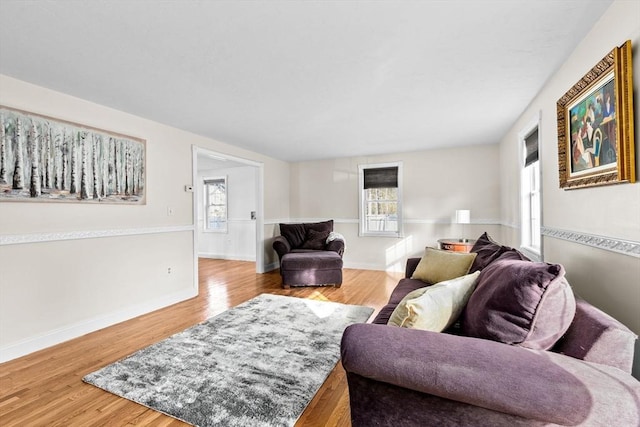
[358, 161, 403, 237]
[519, 114, 542, 261]
[203, 175, 228, 233]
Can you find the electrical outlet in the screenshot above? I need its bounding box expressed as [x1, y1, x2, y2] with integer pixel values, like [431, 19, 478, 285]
[167, 267, 172, 274]
[167, 207, 175, 216]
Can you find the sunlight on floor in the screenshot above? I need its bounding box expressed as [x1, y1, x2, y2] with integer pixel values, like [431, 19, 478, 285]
[306, 290, 330, 302]
[204, 281, 230, 318]
[304, 298, 338, 319]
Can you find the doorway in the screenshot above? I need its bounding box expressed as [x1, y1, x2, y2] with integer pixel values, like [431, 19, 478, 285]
[192, 146, 265, 274]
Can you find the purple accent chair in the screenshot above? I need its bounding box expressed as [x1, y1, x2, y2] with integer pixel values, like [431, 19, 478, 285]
[273, 220, 345, 288]
[341, 257, 640, 426]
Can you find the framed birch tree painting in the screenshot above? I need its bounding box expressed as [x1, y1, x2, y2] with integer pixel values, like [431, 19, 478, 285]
[0, 106, 145, 204]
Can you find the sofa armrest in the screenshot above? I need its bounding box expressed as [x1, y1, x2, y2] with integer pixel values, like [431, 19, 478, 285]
[325, 239, 345, 257]
[272, 236, 291, 261]
[341, 323, 640, 426]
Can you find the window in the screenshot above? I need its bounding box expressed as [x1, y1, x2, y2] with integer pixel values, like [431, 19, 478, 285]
[204, 176, 227, 232]
[358, 162, 403, 237]
[520, 126, 541, 259]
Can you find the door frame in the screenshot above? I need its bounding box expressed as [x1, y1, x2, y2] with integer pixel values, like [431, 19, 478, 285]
[192, 145, 265, 277]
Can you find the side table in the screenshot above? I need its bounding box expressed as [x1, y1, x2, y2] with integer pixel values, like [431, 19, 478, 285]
[437, 238, 476, 253]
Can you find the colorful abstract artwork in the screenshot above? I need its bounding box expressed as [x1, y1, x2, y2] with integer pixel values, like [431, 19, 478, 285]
[568, 75, 616, 174]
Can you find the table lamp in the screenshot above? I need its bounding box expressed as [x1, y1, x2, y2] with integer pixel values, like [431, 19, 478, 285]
[455, 209, 470, 242]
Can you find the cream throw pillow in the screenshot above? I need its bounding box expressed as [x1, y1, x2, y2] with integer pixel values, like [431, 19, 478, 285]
[411, 247, 477, 284]
[388, 271, 481, 331]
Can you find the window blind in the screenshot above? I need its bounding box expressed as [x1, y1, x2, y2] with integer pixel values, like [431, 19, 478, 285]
[204, 178, 224, 185]
[524, 129, 539, 167]
[363, 166, 398, 189]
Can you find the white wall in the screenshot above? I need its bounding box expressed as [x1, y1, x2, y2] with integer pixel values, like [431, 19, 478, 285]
[288, 144, 502, 271]
[497, 0, 640, 376]
[0, 75, 290, 362]
[197, 165, 257, 261]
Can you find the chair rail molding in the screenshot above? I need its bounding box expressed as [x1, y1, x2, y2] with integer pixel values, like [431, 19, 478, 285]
[541, 226, 640, 258]
[0, 225, 194, 246]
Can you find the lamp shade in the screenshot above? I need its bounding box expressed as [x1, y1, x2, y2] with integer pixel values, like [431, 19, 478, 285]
[455, 209, 470, 224]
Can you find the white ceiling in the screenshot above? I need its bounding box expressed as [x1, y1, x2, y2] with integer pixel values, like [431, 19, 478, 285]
[0, 0, 613, 162]
[197, 154, 249, 172]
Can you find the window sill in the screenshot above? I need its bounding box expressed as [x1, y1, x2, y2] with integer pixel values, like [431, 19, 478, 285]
[360, 231, 404, 238]
[204, 229, 228, 234]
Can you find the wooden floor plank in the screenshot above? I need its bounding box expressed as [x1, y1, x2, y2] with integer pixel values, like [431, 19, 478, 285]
[0, 259, 400, 426]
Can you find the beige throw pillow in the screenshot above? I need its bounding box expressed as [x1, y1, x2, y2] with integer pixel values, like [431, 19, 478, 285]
[388, 271, 481, 331]
[412, 247, 477, 284]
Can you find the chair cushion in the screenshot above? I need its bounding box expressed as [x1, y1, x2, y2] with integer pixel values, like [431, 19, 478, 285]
[411, 248, 476, 284]
[388, 271, 480, 331]
[280, 251, 342, 271]
[462, 258, 576, 350]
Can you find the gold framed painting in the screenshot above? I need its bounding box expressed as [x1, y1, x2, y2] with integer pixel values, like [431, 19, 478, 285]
[557, 40, 635, 190]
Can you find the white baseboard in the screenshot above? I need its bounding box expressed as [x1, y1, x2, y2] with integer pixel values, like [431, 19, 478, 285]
[265, 262, 280, 272]
[198, 253, 256, 262]
[0, 288, 198, 364]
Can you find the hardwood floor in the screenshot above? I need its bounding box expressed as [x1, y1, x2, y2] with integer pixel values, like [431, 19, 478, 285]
[0, 259, 402, 426]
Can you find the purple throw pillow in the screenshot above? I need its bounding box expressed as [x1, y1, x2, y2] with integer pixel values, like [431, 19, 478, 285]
[469, 232, 532, 272]
[304, 219, 333, 235]
[462, 258, 576, 350]
[496, 248, 531, 262]
[469, 232, 505, 272]
[300, 229, 330, 250]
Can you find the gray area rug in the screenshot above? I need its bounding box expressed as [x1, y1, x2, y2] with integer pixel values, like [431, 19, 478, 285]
[83, 293, 373, 427]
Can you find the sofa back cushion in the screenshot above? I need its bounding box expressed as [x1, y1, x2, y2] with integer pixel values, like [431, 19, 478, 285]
[469, 232, 531, 272]
[279, 223, 306, 249]
[462, 258, 576, 350]
[372, 277, 427, 324]
[552, 298, 637, 373]
[495, 248, 531, 261]
[469, 232, 505, 272]
[405, 257, 421, 278]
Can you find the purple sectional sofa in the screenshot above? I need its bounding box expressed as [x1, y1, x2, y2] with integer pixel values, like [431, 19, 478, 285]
[341, 235, 640, 426]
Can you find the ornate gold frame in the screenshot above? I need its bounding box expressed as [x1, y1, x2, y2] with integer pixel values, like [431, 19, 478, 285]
[557, 40, 635, 189]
